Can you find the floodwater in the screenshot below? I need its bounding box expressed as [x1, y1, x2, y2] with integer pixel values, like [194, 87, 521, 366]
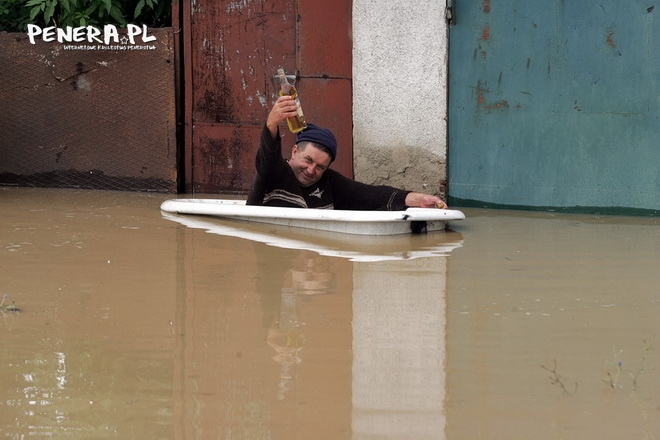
[1, 187, 658, 439]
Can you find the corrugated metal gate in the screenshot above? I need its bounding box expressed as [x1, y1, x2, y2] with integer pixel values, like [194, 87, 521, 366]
[181, 0, 353, 194]
[447, 0, 659, 214]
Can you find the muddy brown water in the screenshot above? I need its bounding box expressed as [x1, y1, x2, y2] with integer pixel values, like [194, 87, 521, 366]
[1, 188, 659, 439]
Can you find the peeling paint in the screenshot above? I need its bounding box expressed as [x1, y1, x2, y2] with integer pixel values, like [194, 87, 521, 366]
[37, 54, 54, 67]
[226, 0, 253, 13]
[191, 0, 204, 15]
[256, 90, 267, 106]
[240, 70, 247, 90]
[483, 0, 491, 13]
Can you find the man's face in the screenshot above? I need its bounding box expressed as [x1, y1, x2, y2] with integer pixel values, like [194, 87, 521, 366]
[288, 143, 332, 187]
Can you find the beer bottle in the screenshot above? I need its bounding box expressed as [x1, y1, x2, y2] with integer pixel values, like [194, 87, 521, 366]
[277, 68, 307, 133]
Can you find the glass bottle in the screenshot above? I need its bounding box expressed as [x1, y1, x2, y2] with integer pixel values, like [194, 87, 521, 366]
[277, 68, 307, 133]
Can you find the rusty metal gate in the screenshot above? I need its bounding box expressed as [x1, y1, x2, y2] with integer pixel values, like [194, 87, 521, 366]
[179, 0, 353, 194]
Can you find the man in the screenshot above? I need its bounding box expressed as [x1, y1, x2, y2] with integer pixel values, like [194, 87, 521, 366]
[247, 95, 448, 210]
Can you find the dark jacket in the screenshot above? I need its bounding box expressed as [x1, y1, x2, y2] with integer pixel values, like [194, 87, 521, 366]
[247, 125, 410, 210]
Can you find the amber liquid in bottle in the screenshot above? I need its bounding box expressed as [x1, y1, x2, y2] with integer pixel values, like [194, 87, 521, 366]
[278, 68, 307, 133]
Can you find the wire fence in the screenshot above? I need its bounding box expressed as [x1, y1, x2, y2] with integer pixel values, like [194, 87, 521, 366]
[0, 30, 178, 193]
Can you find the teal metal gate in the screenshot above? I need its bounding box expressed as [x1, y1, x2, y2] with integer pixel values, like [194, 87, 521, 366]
[447, 0, 659, 215]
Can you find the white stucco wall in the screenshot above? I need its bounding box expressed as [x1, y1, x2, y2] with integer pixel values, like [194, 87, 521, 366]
[352, 0, 449, 196]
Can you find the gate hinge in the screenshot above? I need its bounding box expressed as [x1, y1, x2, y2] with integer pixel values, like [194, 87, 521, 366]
[446, 0, 455, 26]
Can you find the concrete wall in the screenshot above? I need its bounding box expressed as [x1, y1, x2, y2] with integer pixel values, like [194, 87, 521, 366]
[353, 0, 449, 196]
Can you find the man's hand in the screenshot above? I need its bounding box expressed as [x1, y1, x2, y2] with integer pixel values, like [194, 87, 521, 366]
[405, 192, 447, 209]
[266, 96, 299, 137]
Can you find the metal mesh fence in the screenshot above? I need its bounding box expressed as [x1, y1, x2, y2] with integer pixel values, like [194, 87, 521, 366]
[0, 29, 178, 193]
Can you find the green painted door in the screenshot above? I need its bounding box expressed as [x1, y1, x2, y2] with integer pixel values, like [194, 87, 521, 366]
[447, 0, 659, 215]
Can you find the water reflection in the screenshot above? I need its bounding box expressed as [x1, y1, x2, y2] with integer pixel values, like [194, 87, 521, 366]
[268, 251, 335, 402]
[352, 259, 447, 439]
[284, 251, 337, 295]
[167, 209, 454, 439]
[161, 208, 458, 437]
[161, 212, 464, 262]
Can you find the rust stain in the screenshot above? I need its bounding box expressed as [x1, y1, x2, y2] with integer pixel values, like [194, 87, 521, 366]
[481, 25, 490, 41]
[196, 74, 237, 123]
[476, 80, 509, 112]
[477, 81, 486, 106]
[483, 0, 491, 13]
[486, 100, 509, 111]
[199, 136, 241, 187]
[606, 30, 616, 48]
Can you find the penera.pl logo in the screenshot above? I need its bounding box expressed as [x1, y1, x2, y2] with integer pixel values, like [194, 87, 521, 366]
[26, 24, 158, 51]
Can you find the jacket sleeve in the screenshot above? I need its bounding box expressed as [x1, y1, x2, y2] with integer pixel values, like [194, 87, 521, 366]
[327, 170, 410, 211]
[254, 124, 290, 184]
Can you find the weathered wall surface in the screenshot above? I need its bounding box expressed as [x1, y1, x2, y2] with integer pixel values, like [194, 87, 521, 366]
[0, 29, 177, 192]
[352, 1, 449, 196]
[447, 1, 659, 214]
